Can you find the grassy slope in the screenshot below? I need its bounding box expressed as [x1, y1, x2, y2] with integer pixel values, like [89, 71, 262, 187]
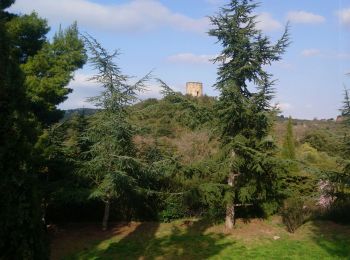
[52, 218, 350, 259]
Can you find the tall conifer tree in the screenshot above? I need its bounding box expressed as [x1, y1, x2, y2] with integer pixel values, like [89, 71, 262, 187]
[0, 2, 48, 258]
[341, 88, 350, 127]
[340, 88, 350, 193]
[282, 117, 296, 159]
[209, 0, 290, 228]
[1, 2, 86, 257]
[81, 36, 150, 230]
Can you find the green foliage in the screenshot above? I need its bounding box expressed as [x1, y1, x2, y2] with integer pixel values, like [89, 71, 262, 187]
[0, 0, 15, 9]
[1, 4, 86, 258]
[197, 183, 227, 219]
[261, 201, 280, 217]
[0, 4, 48, 259]
[208, 0, 290, 220]
[282, 169, 317, 199]
[232, 137, 289, 215]
[322, 164, 350, 202]
[79, 35, 153, 228]
[302, 129, 343, 157]
[341, 88, 350, 126]
[35, 114, 91, 208]
[282, 117, 296, 159]
[298, 143, 340, 172]
[22, 22, 87, 125]
[281, 198, 309, 233]
[130, 83, 216, 136]
[313, 88, 350, 225]
[160, 194, 187, 222]
[209, 0, 290, 97]
[6, 12, 49, 63]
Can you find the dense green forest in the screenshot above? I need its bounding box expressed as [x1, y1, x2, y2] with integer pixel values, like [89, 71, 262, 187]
[46, 95, 350, 224]
[1, 0, 349, 259]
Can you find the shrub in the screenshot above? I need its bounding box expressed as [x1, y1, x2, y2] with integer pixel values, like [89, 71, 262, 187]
[159, 194, 187, 222]
[281, 198, 310, 233]
[302, 130, 342, 156]
[261, 201, 279, 217]
[297, 143, 339, 171]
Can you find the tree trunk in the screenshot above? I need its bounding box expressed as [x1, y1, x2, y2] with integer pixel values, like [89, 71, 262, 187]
[102, 200, 110, 231]
[225, 203, 235, 229]
[225, 173, 235, 229]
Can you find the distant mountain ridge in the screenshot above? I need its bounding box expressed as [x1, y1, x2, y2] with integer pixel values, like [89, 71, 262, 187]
[63, 108, 99, 120]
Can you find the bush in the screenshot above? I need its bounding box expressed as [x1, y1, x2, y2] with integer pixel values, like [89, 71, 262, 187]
[281, 198, 310, 233]
[261, 201, 279, 217]
[159, 194, 187, 222]
[297, 143, 339, 171]
[302, 130, 342, 156]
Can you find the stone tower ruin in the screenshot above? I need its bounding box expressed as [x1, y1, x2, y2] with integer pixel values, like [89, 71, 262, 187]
[186, 82, 203, 97]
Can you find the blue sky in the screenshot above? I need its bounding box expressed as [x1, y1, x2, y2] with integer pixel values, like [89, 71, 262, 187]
[9, 0, 350, 119]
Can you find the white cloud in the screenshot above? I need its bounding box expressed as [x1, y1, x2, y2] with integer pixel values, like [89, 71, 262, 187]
[256, 12, 283, 32]
[167, 53, 216, 64]
[301, 49, 350, 59]
[337, 8, 350, 27]
[10, 0, 209, 33]
[70, 73, 98, 89]
[59, 72, 100, 109]
[60, 73, 173, 109]
[276, 102, 293, 111]
[287, 11, 325, 24]
[301, 49, 321, 57]
[205, 0, 223, 5]
[10, 0, 284, 34]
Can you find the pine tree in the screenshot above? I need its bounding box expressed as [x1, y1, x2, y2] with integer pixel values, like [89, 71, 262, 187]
[339, 88, 350, 160]
[341, 88, 350, 126]
[21, 22, 87, 125]
[1, 3, 86, 257]
[81, 35, 150, 230]
[209, 0, 290, 228]
[340, 88, 350, 193]
[282, 117, 296, 159]
[63, 112, 89, 158]
[0, 2, 48, 258]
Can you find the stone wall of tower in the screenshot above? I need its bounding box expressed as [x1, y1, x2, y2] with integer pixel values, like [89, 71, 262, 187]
[186, 82, 203, 97]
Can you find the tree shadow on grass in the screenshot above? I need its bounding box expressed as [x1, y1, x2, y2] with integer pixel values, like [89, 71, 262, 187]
[309, 221, 350, 259]
[148, 219, 236, 259]
[76, 219, 236, 259]
[70, 222, 160, 259]
[51, 222, 134, 260]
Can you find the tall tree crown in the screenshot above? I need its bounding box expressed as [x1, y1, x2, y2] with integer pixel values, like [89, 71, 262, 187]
[209, 0, 290, 218]
[209, 0, 290, 98]
[83, 35, 149, 114]
[80, 37, 151, 230]
[282, 117, 296, 159]
[209, 0, 290, 141]
[341, 88, 350, 125]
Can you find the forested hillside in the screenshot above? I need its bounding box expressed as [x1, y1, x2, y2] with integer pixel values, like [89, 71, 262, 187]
[42, 94, 349, 226]
[1, 0, 349, 259]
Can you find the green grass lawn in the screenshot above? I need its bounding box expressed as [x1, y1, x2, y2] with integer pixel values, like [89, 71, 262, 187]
[52, 218, 350, 260]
